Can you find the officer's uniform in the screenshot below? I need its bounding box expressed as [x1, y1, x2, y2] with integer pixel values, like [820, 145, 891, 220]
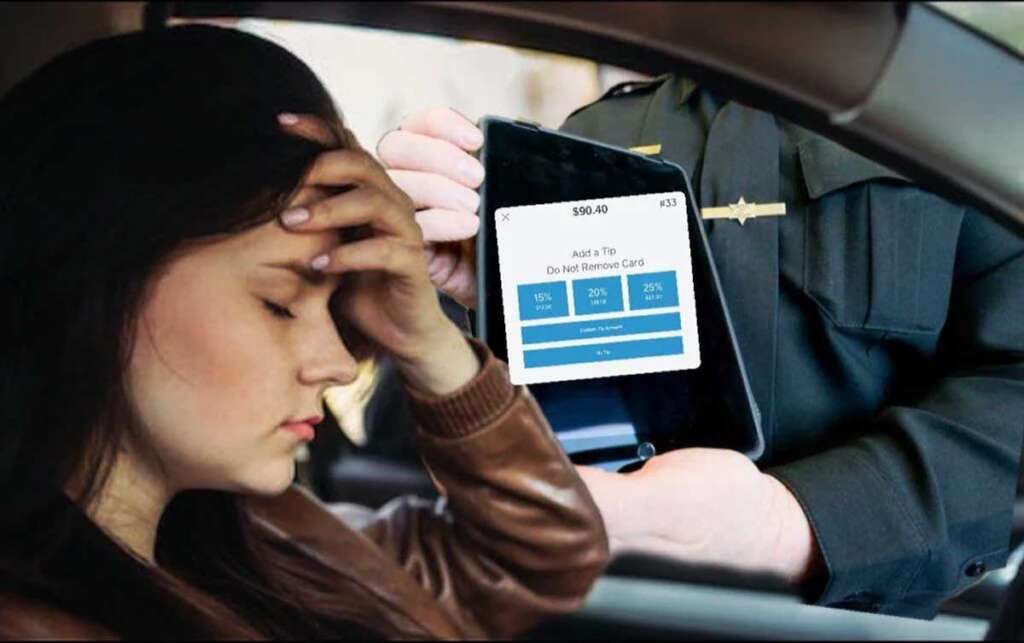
[557, 74, 1024, 617]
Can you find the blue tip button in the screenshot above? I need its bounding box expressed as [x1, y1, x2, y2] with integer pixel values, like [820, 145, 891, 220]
[517, 281, 569, 320]
[572, 276, 624, 315]
[524, 336, 684, 368]
[627, 271, 679, 310]
[521, 312, 682, 344]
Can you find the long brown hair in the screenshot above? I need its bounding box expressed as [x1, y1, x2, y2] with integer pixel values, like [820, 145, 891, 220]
[0, 25, 420, 639]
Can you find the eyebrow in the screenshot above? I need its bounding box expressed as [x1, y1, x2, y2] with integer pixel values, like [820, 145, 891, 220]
[262, 261, 329, 287]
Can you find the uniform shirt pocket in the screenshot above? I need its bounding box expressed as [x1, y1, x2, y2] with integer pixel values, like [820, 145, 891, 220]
[798, 137, 963, 334]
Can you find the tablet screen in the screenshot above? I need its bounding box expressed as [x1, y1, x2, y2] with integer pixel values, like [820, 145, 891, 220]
[476, 117, 763, 467]
[495, 192, 701, 386]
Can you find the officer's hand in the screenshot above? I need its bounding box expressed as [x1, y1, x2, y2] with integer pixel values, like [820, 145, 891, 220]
[377, 108, 483, 309]
[576, 448, 820, 583]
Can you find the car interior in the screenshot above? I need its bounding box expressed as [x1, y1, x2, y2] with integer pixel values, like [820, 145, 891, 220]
[3, 2, 1021, 639]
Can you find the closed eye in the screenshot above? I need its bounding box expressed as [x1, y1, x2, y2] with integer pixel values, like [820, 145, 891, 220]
[262, 299, 296, 320]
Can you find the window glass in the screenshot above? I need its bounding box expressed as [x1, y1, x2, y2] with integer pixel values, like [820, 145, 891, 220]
[174, 17, 649, 150]
[931, 2, 1024, 54]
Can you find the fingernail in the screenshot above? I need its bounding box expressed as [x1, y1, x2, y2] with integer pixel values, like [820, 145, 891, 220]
[280, 207, 310, 227]
[310, 254, 330, 271]
[278, 113, 300, 126]
[459, 160, 485, 184]
[461, 130, 483, 149]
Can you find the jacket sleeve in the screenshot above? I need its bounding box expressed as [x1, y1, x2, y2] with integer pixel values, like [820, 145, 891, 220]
[768, 208, 1024, 617]
[0, 594, 117, 640]
[334, 337, 610, 637]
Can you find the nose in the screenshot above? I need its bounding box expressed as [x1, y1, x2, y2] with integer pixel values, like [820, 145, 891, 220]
[297, 318, 360, 389]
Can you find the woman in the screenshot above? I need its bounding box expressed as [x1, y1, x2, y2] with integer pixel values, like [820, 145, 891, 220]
[0, 25, 608, 639]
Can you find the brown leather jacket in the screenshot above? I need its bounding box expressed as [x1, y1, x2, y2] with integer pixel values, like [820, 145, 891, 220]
[0, 339, 610, 639]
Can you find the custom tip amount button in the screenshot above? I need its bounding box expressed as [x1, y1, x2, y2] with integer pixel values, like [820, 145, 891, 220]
[517, 281, 569, 320]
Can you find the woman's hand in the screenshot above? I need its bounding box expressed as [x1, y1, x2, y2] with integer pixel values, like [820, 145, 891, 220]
[377, 108, 484, 309]
[277, 113, 480, 396]
[576, 448, 821, 584]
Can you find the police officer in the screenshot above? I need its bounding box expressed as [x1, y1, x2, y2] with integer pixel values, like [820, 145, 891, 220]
[358, 76, 1024, 618]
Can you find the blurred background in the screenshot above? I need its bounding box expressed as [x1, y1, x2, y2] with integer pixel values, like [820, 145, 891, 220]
[214, 17, 646, 148]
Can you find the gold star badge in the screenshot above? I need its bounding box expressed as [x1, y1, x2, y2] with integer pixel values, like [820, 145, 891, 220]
[702, 196, 786, 225]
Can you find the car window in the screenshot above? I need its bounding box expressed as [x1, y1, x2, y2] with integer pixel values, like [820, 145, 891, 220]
[173, 14, 1021, 639]
[930, 2, 1024, 54]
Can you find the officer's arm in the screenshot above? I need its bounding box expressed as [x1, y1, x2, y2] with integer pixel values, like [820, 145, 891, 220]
[560, 86, 1023, 618]
[768, 209, 1024, 617]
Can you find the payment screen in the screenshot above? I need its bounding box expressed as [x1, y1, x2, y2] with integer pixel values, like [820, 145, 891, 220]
[495, 192, 701, 385]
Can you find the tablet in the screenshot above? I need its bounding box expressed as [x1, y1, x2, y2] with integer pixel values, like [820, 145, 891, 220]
[475, 116, 763, 470]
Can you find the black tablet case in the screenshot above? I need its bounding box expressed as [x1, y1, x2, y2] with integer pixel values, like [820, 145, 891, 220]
[475, 116, 764, 462]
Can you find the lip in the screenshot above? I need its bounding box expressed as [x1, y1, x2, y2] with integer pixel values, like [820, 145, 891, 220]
[288, 415, 323, 426]
[279, 415, 322, 442]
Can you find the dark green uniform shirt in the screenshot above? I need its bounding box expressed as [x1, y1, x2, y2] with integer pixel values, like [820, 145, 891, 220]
[559, 74, 1024, 617]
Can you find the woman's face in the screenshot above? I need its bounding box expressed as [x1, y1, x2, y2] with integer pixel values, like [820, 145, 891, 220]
[126, 191, 357, 495]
